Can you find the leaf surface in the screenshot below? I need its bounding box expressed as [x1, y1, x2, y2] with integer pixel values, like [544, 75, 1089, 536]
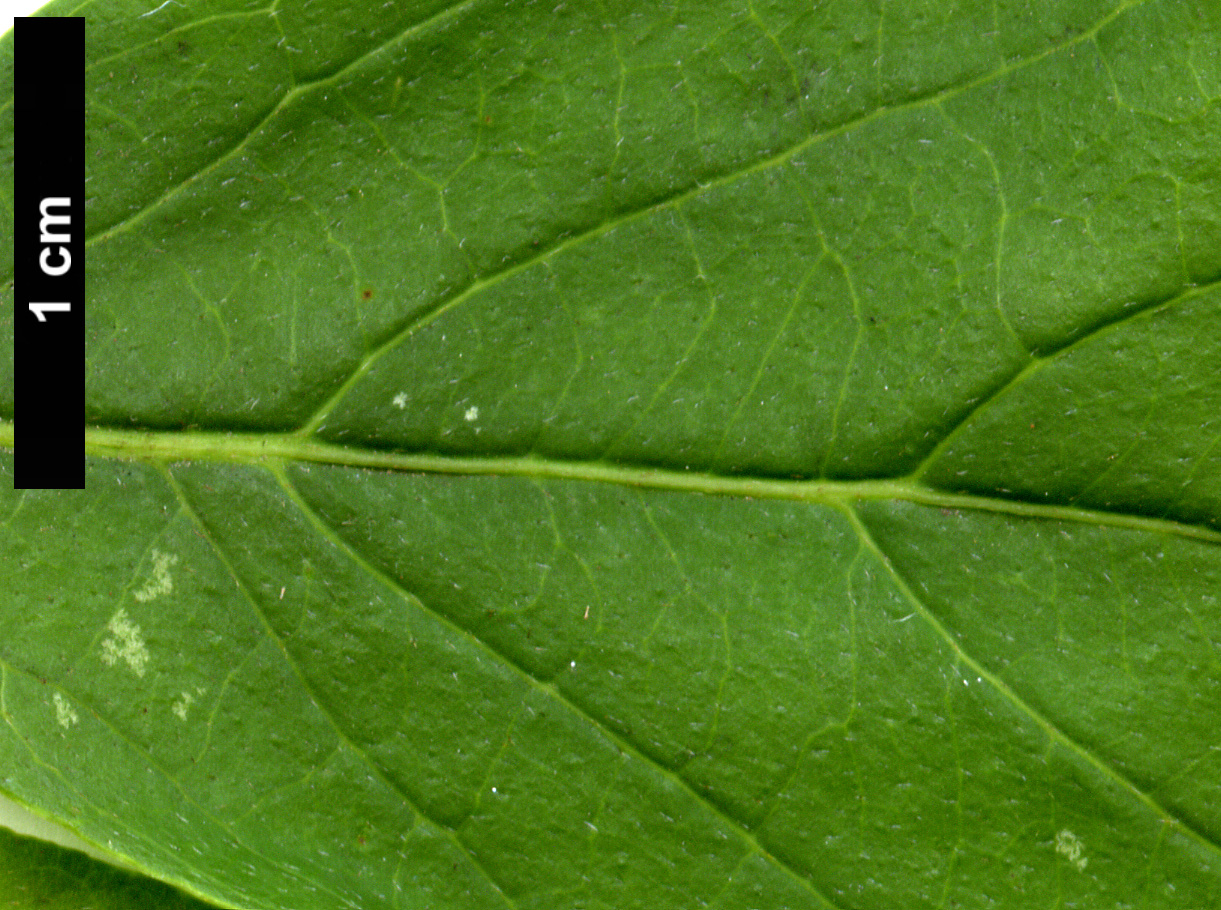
[0, 823, 221, 910]
[1, 0, 1220, 908]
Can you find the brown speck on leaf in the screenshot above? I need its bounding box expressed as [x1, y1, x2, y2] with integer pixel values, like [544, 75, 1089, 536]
[362, 289, 373, 299]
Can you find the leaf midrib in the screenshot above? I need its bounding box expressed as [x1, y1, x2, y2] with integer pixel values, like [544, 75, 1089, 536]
[1, 421, 1213, 546]
[242, 455, 1221, 885]
[6, 419, 1218, 906]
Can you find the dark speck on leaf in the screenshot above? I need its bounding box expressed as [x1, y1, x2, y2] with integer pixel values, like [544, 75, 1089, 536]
[361, 289, 373, 299]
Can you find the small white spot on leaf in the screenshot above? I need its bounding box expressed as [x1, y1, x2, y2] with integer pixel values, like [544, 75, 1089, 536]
[464, 406, 479, 422]
[392, 392, 408, 410]
[172, 691, 195, 721]
[134, 549, 178, 603]
[1055, 829, 1088, 871]
[52, 693, 78, 728]
[100, 608, 150, 677]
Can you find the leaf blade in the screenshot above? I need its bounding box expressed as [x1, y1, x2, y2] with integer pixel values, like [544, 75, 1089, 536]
[1, 0, 1220, 907]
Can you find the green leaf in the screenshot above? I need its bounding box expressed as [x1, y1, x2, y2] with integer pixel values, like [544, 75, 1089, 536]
[0, 822, 222, 910]
[2, 0, 1220, 908]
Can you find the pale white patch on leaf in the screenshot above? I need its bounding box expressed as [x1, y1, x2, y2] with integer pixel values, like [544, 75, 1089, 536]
[1055, 829, 1088, 871]
[392, 392, 408, 409]
[172, 691, 195, 721]
[52, 693, 78, 728]
[100, 608, 150, 677]
[464, 406, 479, 422]
[133, 549, 178, 603]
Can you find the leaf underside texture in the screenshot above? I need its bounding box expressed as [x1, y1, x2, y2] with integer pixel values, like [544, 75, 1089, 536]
[0, 0, 1219, 908]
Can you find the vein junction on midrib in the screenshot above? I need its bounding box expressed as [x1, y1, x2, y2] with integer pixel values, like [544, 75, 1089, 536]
[0, 418, 1209, 547]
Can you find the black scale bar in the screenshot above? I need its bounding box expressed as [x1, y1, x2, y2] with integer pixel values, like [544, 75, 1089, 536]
[13, 16, 85, 489]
